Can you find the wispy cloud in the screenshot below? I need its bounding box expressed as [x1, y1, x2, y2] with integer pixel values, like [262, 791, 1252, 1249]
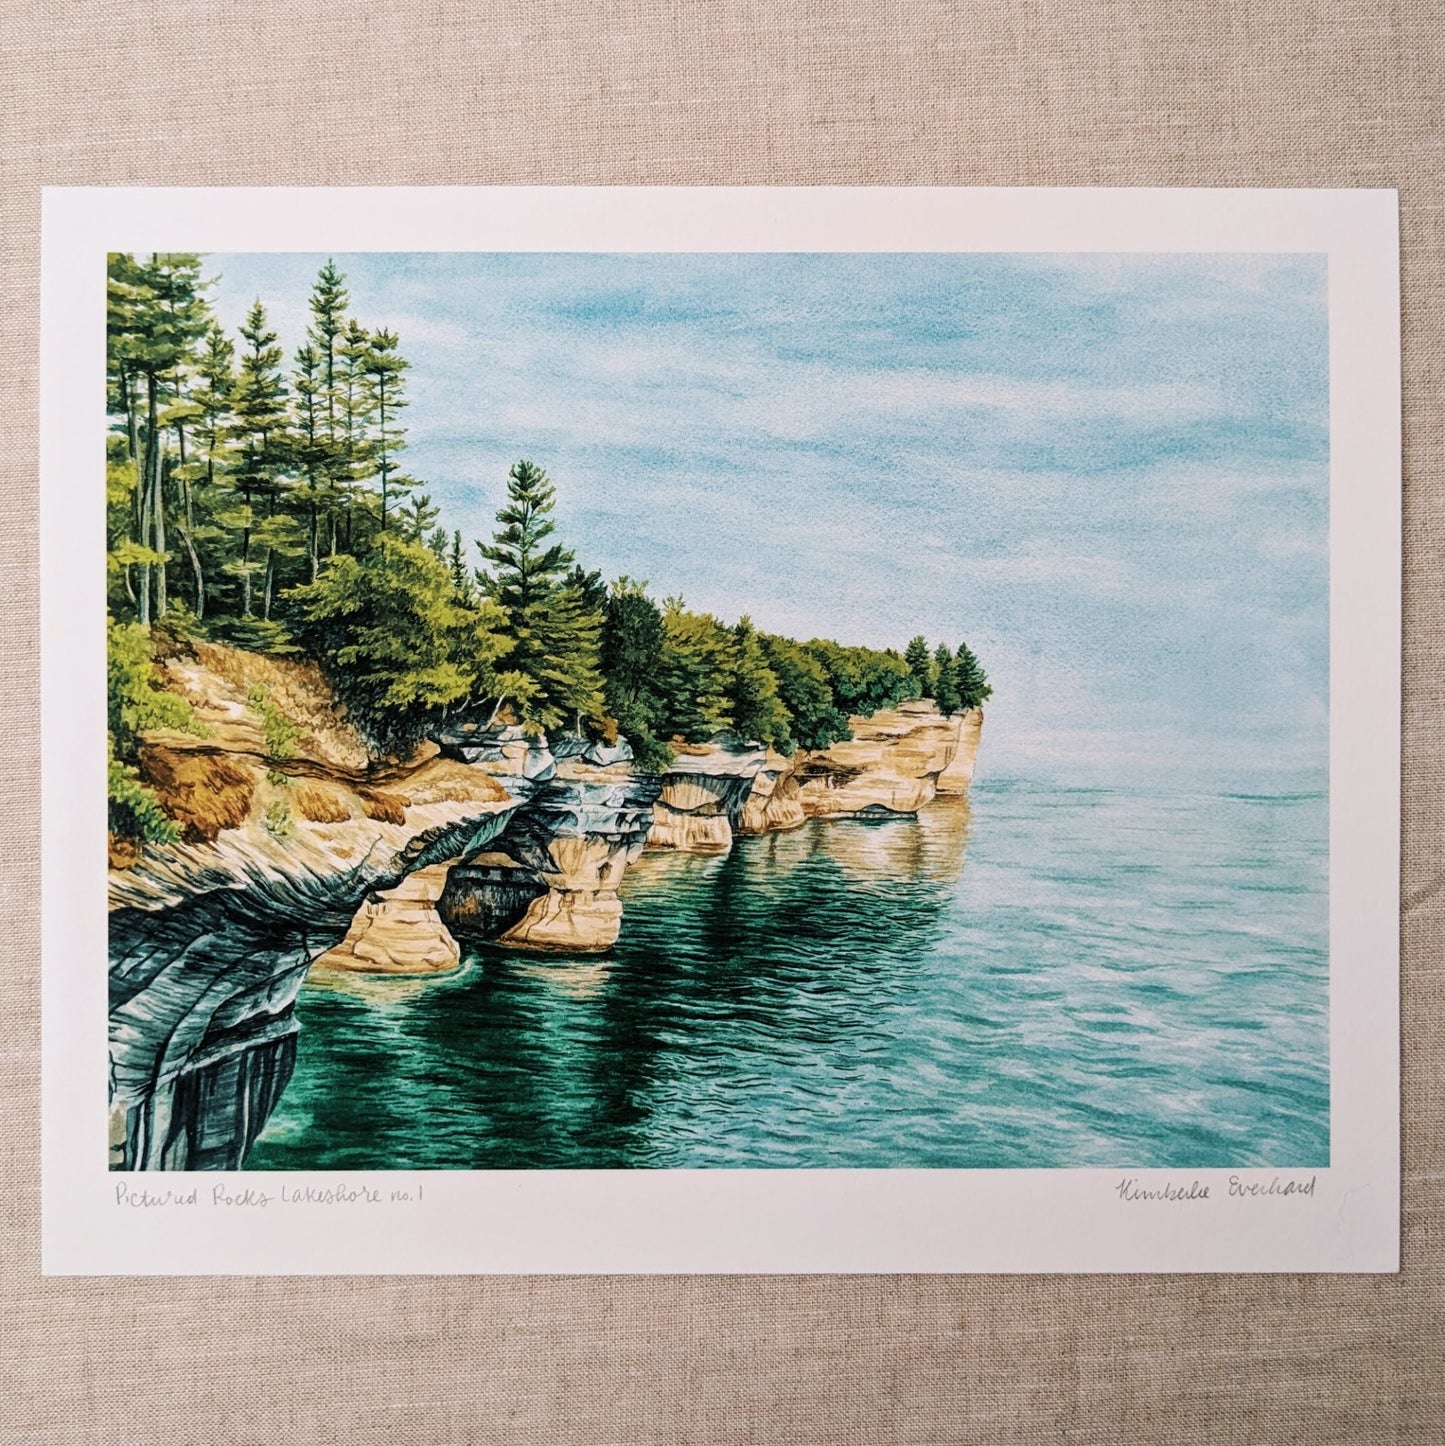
[206, 250, 1329, 786]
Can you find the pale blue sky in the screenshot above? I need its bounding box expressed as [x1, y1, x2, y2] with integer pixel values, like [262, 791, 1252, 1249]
[208, 251, 1328, 786]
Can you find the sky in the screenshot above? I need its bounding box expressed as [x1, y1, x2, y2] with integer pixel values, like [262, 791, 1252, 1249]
[208, 250, 1329, 787]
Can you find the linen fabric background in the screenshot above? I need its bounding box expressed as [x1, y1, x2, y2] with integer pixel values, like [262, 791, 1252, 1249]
[2, 3, 1440, 1441]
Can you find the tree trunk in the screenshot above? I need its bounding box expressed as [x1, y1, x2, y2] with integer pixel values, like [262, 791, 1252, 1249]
[146, 373, 166, 618]
[124, 368, 151, 626]
[240, 484, 252, 617]
[178, 524, 205, 620]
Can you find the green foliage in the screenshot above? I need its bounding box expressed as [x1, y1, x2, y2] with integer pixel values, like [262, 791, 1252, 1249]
[953, 642, 993, 711]
[759, 634, 850, 750]
[656, 600, 733, 741]
[104, 255, 988, 771]
[477, 460, 574, 615]
[598, 578, 671, 769]
[477, 461, 604, 734]
[802, 639, 919, 717]
[904, 635, 936, 699]
[291, 533, 514, 753]
[207, 615, 299, 656]
[107, 742, 180, 846]
[725, 617, 792, 751]
[933, 642, 962, 713]
[362, 327, 411, 529]
[246, 683, 302, 762]
[263, 799, 295, 841]
[107, 618, 204, 757]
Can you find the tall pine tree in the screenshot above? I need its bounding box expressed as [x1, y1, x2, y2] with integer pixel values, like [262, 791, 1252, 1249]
[362, 328, 411, 532]
[953, 642, 993, 711]
[932, 642, 962, 713]
[477, 460, 604, 733]
[904, 635, 936, 699]
[226, 301, 289, 617]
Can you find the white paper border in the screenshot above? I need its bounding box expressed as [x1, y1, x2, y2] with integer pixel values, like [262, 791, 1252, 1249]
[41, 187, 1401, 1274]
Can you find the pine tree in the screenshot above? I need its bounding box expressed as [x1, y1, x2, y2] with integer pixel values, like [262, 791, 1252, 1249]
[305, 259, 352, 556]
[953, 642, 993, 711]
[291, 340, 327, 583]
[933, 642, 962, 713]
[762, 634, 849, 750]
[904, 635, 936, 699]
[226, 301, 289, 617]
[399, 491, 441, 543]
[477, 460, 603, 733]
[448, 529, 472, 600]
[361, 328, 411, 532]
[105, 253, 210, 622]
[726, 617, 792, 750]
[336, 319, 376, 551]
[599, 577, 669, 767]
[180, 324, 237, 619]
[656, 600, 733, 741]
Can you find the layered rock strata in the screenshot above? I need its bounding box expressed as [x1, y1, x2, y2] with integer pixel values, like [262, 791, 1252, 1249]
[311, 864, 461, 976]
[646, 736, 768, 853]
[109, 644, 523, 1170]
[438, 762, 662, 952]
[935, 707, 984, 795]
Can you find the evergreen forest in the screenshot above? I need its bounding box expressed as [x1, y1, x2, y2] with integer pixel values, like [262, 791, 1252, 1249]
[106, 254, 990, 843]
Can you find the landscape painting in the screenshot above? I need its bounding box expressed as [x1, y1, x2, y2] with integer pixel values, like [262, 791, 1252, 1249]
[105, 249, 1329, 1174]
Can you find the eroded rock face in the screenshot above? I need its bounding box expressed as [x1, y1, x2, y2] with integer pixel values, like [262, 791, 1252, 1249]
[936, 707, 984, 795]
[767, 701, 972, 823]
[439, 766, 662, 952]
[737, 748, 807, 836]
[109, 643, 524, 1171]
[311, 863, 462, 976]
[646, 736, 769, 853]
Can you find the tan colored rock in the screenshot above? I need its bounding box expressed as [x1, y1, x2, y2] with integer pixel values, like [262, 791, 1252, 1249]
[795, 699, 961, 820]
[311, 864, 461, 976]
[935, 708, 984, 795]
[644, 738, 765, 853]
[647, 804, 735, 853]
[737, 749, 807, 835]
[494, 888, 623, 952]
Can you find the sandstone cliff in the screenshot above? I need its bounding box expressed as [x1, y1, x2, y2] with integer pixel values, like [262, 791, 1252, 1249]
[646, 736, 768, 853]
[439, 761, 661, 953]
[109, 644, 985, 1170]
[935, 707, 984, 795]
[109, 642, 523, 1170]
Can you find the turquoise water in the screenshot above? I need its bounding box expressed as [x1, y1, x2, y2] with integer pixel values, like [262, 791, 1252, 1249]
[247, 778, 1329, 1170]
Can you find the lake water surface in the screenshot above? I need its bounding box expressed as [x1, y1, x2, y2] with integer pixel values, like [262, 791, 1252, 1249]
[247, 777, 1329, 1170]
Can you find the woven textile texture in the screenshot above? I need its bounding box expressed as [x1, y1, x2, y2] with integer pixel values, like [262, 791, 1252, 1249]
[2, 3, 1441, 1441]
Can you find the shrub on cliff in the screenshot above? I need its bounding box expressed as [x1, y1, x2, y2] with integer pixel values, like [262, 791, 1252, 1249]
[107, 618, 204, 754]
[290, 534, 520, 755]
[107, 618, 207, 851]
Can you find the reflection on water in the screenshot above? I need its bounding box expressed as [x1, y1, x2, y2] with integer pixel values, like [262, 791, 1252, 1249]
[248, 781, 1328, 1170]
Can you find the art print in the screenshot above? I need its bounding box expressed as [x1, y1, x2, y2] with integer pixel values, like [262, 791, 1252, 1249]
[42, 189, 1400, 1272]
